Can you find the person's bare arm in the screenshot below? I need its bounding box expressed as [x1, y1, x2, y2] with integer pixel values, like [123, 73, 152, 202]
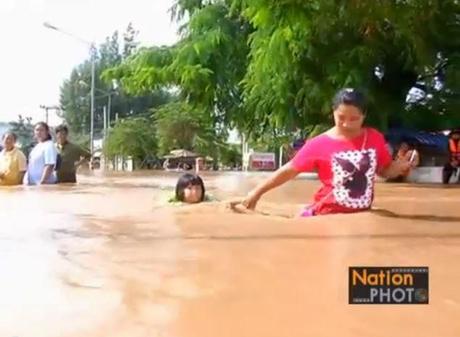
[75, 157, 87, 168]
[232, 162, 300, 210]
[378, 160, 411, 179]
[75, 148, 92, 168]
[39, 165, 54, 185]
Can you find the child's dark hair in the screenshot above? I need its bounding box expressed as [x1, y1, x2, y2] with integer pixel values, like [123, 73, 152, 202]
[35, 121, 52, 141]
[175, 173, 205, 202]
[332, 88, 367, 114]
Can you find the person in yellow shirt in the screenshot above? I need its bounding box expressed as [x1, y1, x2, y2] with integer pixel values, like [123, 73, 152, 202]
[0, 132, 27, 186]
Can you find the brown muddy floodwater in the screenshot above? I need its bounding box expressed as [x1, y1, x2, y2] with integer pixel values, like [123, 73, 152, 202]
[0, 171, 459, 337]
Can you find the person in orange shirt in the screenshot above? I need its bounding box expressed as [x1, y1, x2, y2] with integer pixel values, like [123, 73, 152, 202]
[443, 130, 460, 184]
[387, 141, 420, 182]
[0, 132, 27, 186]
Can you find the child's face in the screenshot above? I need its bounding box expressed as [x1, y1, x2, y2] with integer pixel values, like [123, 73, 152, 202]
[183, 184, 203, 203]
[333, 104, 364, 132]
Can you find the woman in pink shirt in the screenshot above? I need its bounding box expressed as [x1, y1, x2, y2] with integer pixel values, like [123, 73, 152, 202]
[234, 88, 412, 216]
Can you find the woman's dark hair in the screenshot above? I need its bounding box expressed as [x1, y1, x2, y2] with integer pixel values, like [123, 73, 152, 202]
[35, 122, 52, 141]
[2, 131, 17, 141]
[55, 124, 69, 135]
[332, 88, 367, 114]
[175, 173, 205, 202]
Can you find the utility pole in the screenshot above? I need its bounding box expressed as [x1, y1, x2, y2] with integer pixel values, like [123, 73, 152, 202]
[39, 105, 60, 124]
[103, 106, 107, 140]
[89, 44, 96, 156]
[43, 21, 96, 157]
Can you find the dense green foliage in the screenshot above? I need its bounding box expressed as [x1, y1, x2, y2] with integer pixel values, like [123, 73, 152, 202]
[103, 116, 157, 164]
[103, 0, 250, 137]
[97, 0, 460, 166]
[237, 0, 460, 132]
[107, 0, 459, 142]
[153, 101, 226, 157]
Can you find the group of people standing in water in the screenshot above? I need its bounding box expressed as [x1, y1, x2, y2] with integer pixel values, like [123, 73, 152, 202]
[1, 88, 458, 217]
[0, 122, 90, 186]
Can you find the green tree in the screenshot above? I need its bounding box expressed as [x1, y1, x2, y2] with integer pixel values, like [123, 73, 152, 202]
[102, 1, 252, 168]
[403, 53, 460, 130]
[236, 0, 460, 133]
[60, 24, 170, 141]
[123, 22, 140, 59]
[104, 0, 251, 134]
[219, 143, 242, 167]
[153, 101, 226, 159]
[108, 0, 460, 142]
[59, 33, 119, 137]
[103, 116, 157, 166]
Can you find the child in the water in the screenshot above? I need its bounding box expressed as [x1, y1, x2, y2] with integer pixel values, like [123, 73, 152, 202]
[173, 173, 206, 204]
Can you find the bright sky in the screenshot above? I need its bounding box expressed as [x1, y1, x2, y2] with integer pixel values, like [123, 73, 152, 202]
[0, 0, 178, 125]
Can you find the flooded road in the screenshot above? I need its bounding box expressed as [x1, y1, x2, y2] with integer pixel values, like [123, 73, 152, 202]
[0, 171, 459, 337]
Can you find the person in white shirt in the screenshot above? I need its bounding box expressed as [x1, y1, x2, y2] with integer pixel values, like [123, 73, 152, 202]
[25, 122, 58, 185]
